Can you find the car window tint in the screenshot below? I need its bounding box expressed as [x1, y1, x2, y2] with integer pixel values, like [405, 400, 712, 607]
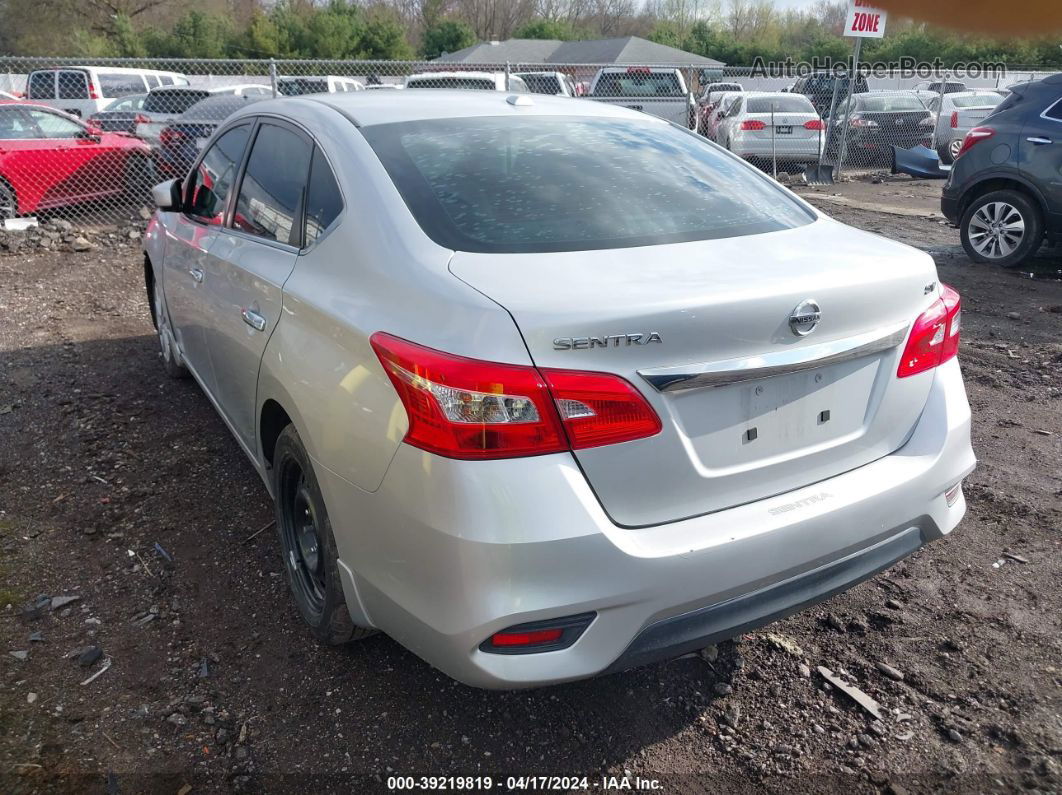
[26, 109, 83, 138]
[1045, 99, 1062, 121]
[0, 108, 39, 139]
[746, 96, 815, 113]
[233, 123, 311, 246]
[28, 72, 56, 99]
[593, 72, 683, 97]
[364, 116, 814, 254]
[188, 125, 251, 224]
[304, 148, 343, 245]
[144, 90, 209, 115]
[58, 71, 89, 100]
[99, 73, 146, 98]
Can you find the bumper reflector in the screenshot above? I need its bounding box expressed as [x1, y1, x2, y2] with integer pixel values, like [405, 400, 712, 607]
[480, 612, 596, 655]
[945, 481, 963, 507]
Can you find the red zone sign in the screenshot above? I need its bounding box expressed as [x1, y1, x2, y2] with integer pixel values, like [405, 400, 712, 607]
[844, 0, 888, 38]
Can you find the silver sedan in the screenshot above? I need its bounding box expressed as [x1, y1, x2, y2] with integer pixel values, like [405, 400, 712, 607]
[144, 91, 975, 688]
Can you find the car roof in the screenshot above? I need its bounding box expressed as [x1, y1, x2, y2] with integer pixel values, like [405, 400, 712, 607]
[178, 94, 270, 121]
[283, 90, 655, 127]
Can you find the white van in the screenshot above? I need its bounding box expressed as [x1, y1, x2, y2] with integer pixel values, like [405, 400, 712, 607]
[277, 76, 365, 95]
[25, 67, 189, 117]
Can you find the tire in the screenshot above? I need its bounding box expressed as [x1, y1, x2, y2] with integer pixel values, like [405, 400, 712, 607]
[0, 180, 16, 220]
[124, 152, 156, 201]
[937, 144, 955, 166]
[151, 273, 190, 379]
[960, 189, 1043, 268]
[272, 425, 376, 645]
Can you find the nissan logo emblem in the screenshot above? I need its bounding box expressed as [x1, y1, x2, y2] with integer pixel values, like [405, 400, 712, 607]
[789, 299, 821, 336]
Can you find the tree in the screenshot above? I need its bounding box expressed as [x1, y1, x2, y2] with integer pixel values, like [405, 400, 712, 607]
[359, 8, 415, 59]
[422, 19, 475, 58]
[513, 18, 580, 40]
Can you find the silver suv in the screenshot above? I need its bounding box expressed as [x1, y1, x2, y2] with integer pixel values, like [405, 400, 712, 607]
[144, 91, 975, 688]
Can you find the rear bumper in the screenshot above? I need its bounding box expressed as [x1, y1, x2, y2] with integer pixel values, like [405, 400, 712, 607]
[317, 359, 975, 688]
[731, 136, 822, 159]
[941, 187, 962, 225]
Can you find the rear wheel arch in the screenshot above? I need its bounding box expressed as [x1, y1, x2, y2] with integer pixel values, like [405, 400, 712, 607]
[144, 255, 158, 330]
[0, 175, 17, 218]
[260, 398, 293, 469]
[958, 175, 1047, 222]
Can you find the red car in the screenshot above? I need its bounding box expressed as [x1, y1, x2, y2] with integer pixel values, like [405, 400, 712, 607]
[0, 100, 153, 218]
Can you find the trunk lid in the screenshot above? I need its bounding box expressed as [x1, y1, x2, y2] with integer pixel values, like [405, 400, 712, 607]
[744, 112, 820, 139]
[449, 217, 940, 527]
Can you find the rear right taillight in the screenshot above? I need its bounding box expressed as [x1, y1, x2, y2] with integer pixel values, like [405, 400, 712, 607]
[160, 128, 185, 148]
[956, 126, 994, 158]
[740, 119, 766, 130]
[133, 113, 149, 125]
[370, 333, 661, 460]
[803, 119, 825, 130]
[897, 284, 961, 378]
[949, 111, 959, 129]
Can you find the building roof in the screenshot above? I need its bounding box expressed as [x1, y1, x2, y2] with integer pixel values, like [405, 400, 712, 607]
[437, 36, 724, 67]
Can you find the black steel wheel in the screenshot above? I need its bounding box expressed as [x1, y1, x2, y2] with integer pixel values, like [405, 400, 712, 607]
[272, 425, 376, 644]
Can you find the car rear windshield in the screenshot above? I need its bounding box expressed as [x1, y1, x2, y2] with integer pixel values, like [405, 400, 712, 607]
[362, 117, 814, 254]
[407, 78, 495, 90]
[144, 90, 210, 114]
[952, 93, 1002, 108]
[519, 74, 562, 94]
[747, 96, 815, 113]
[858, 95, 925, 112]
[279, 78, 329, 95]
[593, 72, 683, 97]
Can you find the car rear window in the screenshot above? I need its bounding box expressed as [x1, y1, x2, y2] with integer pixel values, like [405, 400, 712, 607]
[407, 77, 496, 90]
[858, 95, 925, 112]
[519, 74, 562, 95]
[57, 71, 89, 100]
[28, 71, 56, 99]
[747, 96, 815, 113]
[363, 117, 814, 254]
[593, 72, 683, 97]
[144, 90, 210, 114]
[99, 73, 146, 98]
[951, 93, 1002, 108]
[279, 78, 329, 95]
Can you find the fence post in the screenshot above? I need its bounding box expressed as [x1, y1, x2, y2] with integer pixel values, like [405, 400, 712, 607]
[269, 58, 278, 98]
[818, 65, 845, 175]
[771, 101, 777, 179]
[505, 61, 511, 92]
[931, 69, 949, 153]
[834, 36, 863, 181]
[688, 65, 696, 129]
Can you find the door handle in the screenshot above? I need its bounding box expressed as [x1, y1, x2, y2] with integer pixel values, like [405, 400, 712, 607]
[241, 308, 266, 332]
[1027, 136, 1053, 145]
[189, 268, 204, 283]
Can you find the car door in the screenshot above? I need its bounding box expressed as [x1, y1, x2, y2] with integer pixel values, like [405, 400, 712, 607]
[1020, 95, 1062, 219]
[25, 107, 123, 200]
[11, 108, 92, 209]
[163, 123, 253, 396]
[198, 119, 312, 450]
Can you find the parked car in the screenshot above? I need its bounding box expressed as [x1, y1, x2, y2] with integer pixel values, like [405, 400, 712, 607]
[25, 67, 188, 118]
[912, 80, 967, 99]
[941, 73, 1062, 267]
[87, 93, 149, 134]
[155, 94, 270, 178]
[702, 92, 742, 142]
[404, 72, 528, 92]
[0, 101, 153, 218]
[716, 92, 825, 164]
[696, 82, 743, 134]
[136, 85, 273, 148]
[144, 91, 973, 688]
[589, 66, 695, 127]
[277, 76, 364, 95]
[831, 92, 934, 165]
[791, 71, 869, 118]
[514, 72, 577, 97]
[923, 91, 1004, 163]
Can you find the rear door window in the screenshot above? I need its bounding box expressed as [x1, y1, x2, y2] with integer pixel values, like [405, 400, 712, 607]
[187, 124, 251, 224]
[303, 148, 343, 245]
[28, 71, 56, 100]
[145, 90, 209, 115]
[232, 123, 312, 246]
[57, 71, 89, 100]
[25, 109, 83, 138]
[0, 107, 39, 139]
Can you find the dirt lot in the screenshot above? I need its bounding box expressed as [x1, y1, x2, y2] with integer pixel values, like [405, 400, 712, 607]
[1, 180, 1060, 793]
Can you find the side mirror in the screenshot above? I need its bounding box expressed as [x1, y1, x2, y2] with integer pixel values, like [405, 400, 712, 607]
[152, 179, 182, 212]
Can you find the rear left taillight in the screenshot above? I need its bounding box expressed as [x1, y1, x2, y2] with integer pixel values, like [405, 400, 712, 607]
[160, 128, 185, 148]
[949, 111, 959, 129]
[803, 119, 825, 130]
[956, 126, 994, 158]
[370, 333, 661, 460]
[897, 284, 961, 378]
[740, 119, 766, 130]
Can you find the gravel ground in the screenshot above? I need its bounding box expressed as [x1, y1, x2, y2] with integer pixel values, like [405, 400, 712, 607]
[1, 190, 1060, 794]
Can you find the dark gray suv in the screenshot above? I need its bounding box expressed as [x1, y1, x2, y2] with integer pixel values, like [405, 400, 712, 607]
[941, 73, 1062, 267]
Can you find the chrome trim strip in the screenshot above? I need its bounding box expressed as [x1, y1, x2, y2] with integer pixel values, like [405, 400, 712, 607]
[639, 322, 910, 393]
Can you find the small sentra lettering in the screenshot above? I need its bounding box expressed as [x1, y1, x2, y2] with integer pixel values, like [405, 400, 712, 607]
[553, 332, 663, 351]
[768, 492, 833, 516]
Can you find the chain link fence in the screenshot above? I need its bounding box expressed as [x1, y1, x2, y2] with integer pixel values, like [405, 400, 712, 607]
[0, 55, 1057, 237]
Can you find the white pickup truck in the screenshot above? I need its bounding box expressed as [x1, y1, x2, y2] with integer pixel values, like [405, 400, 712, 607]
[588, 67, 695, 128]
